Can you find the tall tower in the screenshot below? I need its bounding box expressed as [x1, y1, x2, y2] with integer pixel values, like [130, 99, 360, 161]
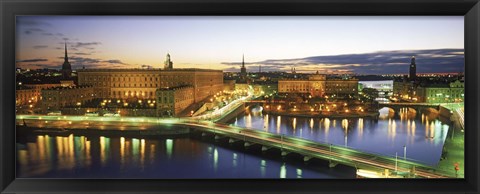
[409, 56, 416, 80]
[240, 54, 247, 80]
[61, 42, 72, 79]
[164, 53, 173, 70]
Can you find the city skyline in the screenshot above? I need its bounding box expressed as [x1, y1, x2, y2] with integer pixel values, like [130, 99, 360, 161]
[16, 16, 464, 74]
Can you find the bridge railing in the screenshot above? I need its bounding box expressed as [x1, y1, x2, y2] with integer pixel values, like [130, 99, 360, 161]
[219, 123, 438, 168]
[193, 122, 455, 177]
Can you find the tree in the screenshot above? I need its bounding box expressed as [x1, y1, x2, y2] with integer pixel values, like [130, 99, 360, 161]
[362, 88, 379, 102]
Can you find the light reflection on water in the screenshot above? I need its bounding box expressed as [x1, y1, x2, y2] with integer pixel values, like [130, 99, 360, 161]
[233, 106, 450, 165]
[17, 135, 355, 178]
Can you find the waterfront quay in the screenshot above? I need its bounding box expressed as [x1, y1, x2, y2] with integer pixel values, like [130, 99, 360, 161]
[17, 114, 456, 178]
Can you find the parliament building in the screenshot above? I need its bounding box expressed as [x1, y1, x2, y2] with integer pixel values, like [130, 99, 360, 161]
[278, 72, 359, 97]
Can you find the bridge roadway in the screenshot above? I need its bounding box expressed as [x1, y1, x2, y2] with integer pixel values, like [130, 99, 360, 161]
[183, 121, 450, 178]
[17, 115, 452, 178]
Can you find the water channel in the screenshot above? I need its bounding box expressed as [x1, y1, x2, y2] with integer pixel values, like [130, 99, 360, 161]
[229, 106, 450, 166]
[16, 134, 355, 178]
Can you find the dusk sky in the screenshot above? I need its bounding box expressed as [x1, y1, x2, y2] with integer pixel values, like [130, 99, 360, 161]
[16, 16, 464, 74]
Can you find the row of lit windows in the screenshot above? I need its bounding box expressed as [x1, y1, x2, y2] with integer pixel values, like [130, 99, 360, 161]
[82, 75, 195, 82]
[109, 91, 155, 97]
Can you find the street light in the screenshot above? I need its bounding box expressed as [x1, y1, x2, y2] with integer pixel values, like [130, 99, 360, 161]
[395, 152, 398, 172]
[329, 144, 333, 161]
[280, 134, 284, 149]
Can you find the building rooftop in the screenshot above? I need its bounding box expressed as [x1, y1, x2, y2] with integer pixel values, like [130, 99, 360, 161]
[279, 77, 359, 81]
[77, 68, 222, 73]
[42, 85, 93, 91]
[16, 85, 34, 90]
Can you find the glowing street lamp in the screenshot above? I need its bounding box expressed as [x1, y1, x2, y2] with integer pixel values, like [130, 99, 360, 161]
[395, 152, 398, 172]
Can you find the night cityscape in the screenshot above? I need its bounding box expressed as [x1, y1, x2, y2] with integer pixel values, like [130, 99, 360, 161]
[15, 16, 464, 179]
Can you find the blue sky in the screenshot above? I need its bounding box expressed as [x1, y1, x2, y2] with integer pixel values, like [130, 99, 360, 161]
[16, 16, 464, 74]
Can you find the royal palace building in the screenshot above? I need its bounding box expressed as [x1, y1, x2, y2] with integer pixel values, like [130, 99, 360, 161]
[156, 85, 195, 116]
[76, 68, 223, 103]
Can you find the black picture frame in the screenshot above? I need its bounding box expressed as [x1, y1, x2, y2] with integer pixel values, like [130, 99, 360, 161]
[1, 0, 479, 193]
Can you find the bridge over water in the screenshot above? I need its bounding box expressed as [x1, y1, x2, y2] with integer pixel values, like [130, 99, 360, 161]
[245, 100, 442, 113]
[378, 102, 441, 113]
[17, 115, 455, 178]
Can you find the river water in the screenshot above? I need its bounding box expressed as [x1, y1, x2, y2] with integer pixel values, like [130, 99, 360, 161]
[16, 135, 355, 178]
[229, 107, 450, 166]
[16, 107, 449, 178]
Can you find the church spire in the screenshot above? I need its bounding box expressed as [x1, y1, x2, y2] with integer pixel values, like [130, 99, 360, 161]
[164, 53, 173, 70]
[64, 41, 69, 63]
[240, 54, 247, 82]
[61, 41, 72, 79]
[242, 53, 245, 68]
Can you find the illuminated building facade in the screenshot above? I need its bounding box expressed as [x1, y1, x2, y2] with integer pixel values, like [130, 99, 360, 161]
[16, 86, 37, 106]
[415, 80, 464, 103]
[324, 78, 359, 96]
[16, 82, 74, 107]
[278, 73, 358, 97]
[77, 68, 223, 103]
[392, 81, 415, 101]
[40, 86, 95, 112]
[156, 86, 194, 116]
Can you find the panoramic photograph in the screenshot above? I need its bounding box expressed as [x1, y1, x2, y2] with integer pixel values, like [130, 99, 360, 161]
[15, 16, 464, 179]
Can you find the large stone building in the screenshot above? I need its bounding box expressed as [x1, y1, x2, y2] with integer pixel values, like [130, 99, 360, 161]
[278, 73, 358, 97]
[156, 85, 195, 116]
[16, 85, 37, 106]
[74, 54, 224, 116]
[77, 68, 223, 103]
[17, 81, 75, 106]
[392, 81, 415, 101]
[40, 86, 95, 112]
[325, 78, 359, 97]
[415, 80, 464, 103]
